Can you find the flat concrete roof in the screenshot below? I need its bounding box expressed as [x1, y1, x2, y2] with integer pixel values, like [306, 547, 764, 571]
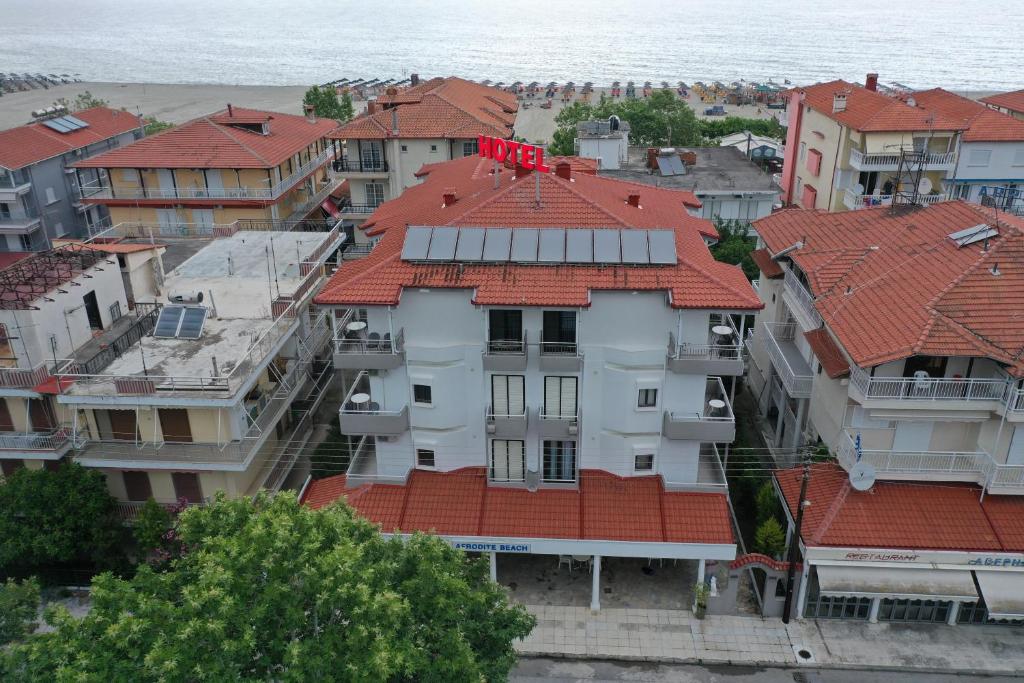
[600, 146, 781, 194]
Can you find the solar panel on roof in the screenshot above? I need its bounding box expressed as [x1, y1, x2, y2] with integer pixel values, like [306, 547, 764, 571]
[153, 306, 185, 338]
[426, 226, 458, 260]
[656, 156, 677, 177]
[668, 155, 686, 175]
[647, 230, 678, 264]
[42, 118, 74, 133]
[61, 114, 90, 129]
[176, 307, 208, 339]
[511, 228, 539, 262]
[948, 223, 998, 248]
[482, 228, 512, 261]
[593, 229, 621, 263]
[565, 229, 594, 263]
[454, 227, 485, 260]
[401, 226, 433, 260]
[620, 230, 650, 264]
[537, 229, 566, 262]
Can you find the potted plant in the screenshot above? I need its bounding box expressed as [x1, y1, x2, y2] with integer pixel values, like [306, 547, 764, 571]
[693, 581, 710, 619]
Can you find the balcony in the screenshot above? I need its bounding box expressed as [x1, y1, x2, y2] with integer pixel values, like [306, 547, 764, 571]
[0, 214, 43, 234]
[79, 148, 336, 202]
[662, 377, 736, 442]
[338, 371, 409, 436]
[339, 203, 380, 219]
[0, 428, 73, 458]
[0, 170, 31, 201]
[783, 268, 822, 330]
[848, 148, 956, 172]
[667, 315, 743, 376]
[759, 322, 813, 398]
[346, 436, 408, 486]
[842, 188, 946, 211]
[538, 408, 579, 438]
[283, 179, 342, 222]
[483, 332, 528, 371]
[333, 326, 405, 370]
[485, 404, 528, 438]
[538, 340, 583, 372]
[663, 444, 729, 492]
[0, 362, 53, 391]
[331, 157, 390, 177]
[848, 365, 1008, 408]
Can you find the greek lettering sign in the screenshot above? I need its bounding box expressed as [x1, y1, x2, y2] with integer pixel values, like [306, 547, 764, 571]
[968, 557, 1024, 567]
[452, 541, 531, 553]
[478, 135, 551, 173]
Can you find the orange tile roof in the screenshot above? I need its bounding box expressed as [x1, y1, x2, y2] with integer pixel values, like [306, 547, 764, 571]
[330, 77, 517, 140]
[750, 248, 783, 278]
[0, 107, 141, 170]
[804, 328, 849, 379]
[797, 80, 965, 132]
[74, 107, 338, 169]
[754, 202, 1024, 374]
[912, 89, 1024, 142]
[981, 89, 1024, 115]
[775, 464, 1024, 552]
[302, 468, 734, 546]
[314, 156, 760, 311]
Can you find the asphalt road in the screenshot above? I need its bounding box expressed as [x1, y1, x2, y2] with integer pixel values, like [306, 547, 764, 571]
[511, 658, 1022, 682]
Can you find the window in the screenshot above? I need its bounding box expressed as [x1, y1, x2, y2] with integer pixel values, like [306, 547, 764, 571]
[799, 142, 806, 161]
[109, 301, 122, 323]
[490, 439, 525, 481]
[1, 459, 25, 478]
[463, 140, 479, 156]
[416, 448, 435, 468]
[171, 472, 203, 504]
[401, 144, 408, 153]
[491, 375, 525, 417]
[122, 471, 153, 502]
[542, 310, 577, 353]
[543, 440, 577, 482]
[120, 169, 140, 183]
[806, 149, 822, 176]
[430, 144, 438, 153]
[18, 234, 32, 251]
[365, 182, 385, 208]
[543, 376, 577, 419]
[801, 184, 817, 208]
[0, 324, 13, 367]
[634, 453, 654, 471]
[359, 142, 383, 169]
[1013, 149, 1024, 167]
[637, 388, 658, 408]
[0, 203, 9, 219]
[413, 384, 432, 405]
[44, 187, 58, 205]
[487, 309, 523, 352]
[968, 149, 992, 167]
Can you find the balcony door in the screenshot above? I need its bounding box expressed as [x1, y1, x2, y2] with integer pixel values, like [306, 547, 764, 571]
[892, 421, 933, 453]
[491, 375, 525, 417]
[122, 471, 153, 502]
[106, 410, 139, 441]
[157, 169, 176, 194]
[0, 401, 13, 432]
[490, 439, 525, 482]
[172, 472, 203, 504]
[488, 310, 522, 351]
[544, 376, 577, 418]
[542, 440, 577, 482]
[542, 311, 576, 352]
[159, 409, 193, 443]
[28, 399, 55, 432]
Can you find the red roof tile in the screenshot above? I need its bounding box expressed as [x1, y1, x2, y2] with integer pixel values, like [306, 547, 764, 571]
[314, 157, 759, 311]
[754, 201, 1024, 374]
[331, 77, 517, 140]
[775, 464, 1024, 552]
[797, 80, 965, 132]
[912, 89, 1024, 142]
[804, 328, 849, 379]
[74, 107, 338, 169]
[0, 107, 141, 170]
[981, 89, 1024, 116]
[750, 248, 783, 278]
[0, 252, 33, 271]
[302, 468, 734, 546]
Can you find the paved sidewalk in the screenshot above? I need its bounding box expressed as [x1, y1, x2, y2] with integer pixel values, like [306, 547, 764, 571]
[516, 605, 1024, 674]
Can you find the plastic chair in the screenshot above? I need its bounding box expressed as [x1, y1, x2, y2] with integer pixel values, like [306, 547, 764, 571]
[382, 332, 391, 352]
[557, 555, 573, 574]
[366, 332, 381, 352]
[367, 401, 380, 413]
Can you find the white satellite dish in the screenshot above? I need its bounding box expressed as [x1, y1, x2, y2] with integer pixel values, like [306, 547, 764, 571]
[849, 462, 877, 491]
[918, 177, 933, 195]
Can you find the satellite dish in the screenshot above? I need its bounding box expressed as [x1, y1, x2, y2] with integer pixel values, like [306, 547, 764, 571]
[849, 462, 877, 491]
[854, 182, 865, 194]
[918, 177, 933, 195]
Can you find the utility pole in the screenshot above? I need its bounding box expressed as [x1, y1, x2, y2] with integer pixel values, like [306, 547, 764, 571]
[782, 460, 810, 624]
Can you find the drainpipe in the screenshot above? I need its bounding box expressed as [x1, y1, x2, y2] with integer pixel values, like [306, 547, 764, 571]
[825, 126, 844, 210]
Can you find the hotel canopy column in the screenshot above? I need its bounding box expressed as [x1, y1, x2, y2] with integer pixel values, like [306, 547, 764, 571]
[489, 552, 497, 582]
[591, 555, 602, 611]
[694, 559, 706, 610]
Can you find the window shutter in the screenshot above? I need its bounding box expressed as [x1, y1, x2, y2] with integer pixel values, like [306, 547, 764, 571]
[509, 440, 525, 480]
[545, 376, 560, 417]
[508, 376, 525, 415]
[492, 440, 508, 480]
[492, 376, 509, 415]
[560, 377, 577, 417]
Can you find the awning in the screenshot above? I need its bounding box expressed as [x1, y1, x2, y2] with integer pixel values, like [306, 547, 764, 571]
[975, 571, 1024, 620]
[816, 565, 978, 600]
[320, 199, 341, 219]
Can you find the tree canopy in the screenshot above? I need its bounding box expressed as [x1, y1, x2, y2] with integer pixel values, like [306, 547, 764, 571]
[303, 85, 354, 123]
[709, 219, 759, 281]
[0, 463, 125, 576]
[2, 492, 535, 682]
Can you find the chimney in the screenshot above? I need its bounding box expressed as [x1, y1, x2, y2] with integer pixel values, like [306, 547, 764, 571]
[680, 150, 697, 166]
[646, 147, 659, 169]
[442, 188, 457, 206]
[555, 161, 572, 180]
[832, 92, 847, 113]
[627, 193, 641, 208]
[303, 104, 317, 122]
[391, 108, 399, 136]
[227, 103, 234, 117]
[411, 73, 420, 86]
[865, 73, 879, 92]
[515, 163, 532, 179]
[367, 101, 377, 115]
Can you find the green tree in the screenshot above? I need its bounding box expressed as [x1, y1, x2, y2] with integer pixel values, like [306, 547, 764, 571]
[754, 480, 781, 528]
[338, 91, 354, 123]
[132, 498, 172, 558]
[2, 492, 534, 682]
[73, 91, 108, 111]
[754, 517, 787, 558]
[0, 463, 126, 576]
[142, 116, 174, 136]
[698, 116, 785, 142]
[709, 218, 759, 280]
[0, 578, 39, 645]
[303, 85, 352, 123]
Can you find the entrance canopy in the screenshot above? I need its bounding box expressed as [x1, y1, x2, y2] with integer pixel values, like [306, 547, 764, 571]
[817, 565, 978, 601]
[975, 571, 1024, 620]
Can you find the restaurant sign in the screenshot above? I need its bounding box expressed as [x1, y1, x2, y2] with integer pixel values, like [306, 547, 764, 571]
[478, 135, 551, 173]
[453, 541, 531, 553]
[809, 546, 1024, 567]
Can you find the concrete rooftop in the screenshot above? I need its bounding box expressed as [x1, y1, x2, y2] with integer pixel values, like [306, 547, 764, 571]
[602, 146, 780, 193]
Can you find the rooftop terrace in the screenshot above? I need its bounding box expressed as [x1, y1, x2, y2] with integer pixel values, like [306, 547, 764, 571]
[602, 146, 780, 193]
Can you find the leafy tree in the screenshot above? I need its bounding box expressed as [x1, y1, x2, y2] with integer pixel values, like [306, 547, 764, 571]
[754, 480, 782, 528]
[754, 517, 787, 558]
[132, 498, 172, 558]
[0, 578, 39, 645]
[303, 85, 352, 123]
[698, 116, 785, 142]
[142, 117, 174, 136]
[73, 91, 108, 110]
[709, 218, 759, 280]
[0, 463, 126, 576]
[2, 492, 535, 682]
[338, 91, 355, 123]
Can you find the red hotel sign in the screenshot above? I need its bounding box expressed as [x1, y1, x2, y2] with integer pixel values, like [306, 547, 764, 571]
[478, 135, 551, 173]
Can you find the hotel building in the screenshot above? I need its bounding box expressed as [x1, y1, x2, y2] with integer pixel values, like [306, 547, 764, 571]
[303, 154, 761, 608]
[982, 89, 1024, 121]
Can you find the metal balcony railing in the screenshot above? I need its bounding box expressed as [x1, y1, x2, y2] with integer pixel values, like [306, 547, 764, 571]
[333, 328, 404, 355]
[486, 332, 527, 355]
[539, 340, 579, 355]
[837, 431, 991, 481]
[759, 321, 813, 397]
[848, 365, 1007, 403]
[848, 148, 956, 170]
[670, 314, 743, 362]
[783, 268, 823, 328]
[0, 362, 53, 389]
[0, 428, 71, 452]
[340, 203, 380, 214]
[843, 188, 945, 210]
[332, 158, 389, 174]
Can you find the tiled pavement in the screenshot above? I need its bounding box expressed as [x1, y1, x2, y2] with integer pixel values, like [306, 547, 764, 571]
[517, 605, 1024, 674]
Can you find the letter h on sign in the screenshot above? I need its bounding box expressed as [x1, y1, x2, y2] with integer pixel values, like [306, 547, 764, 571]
[478, 135, 551, 173]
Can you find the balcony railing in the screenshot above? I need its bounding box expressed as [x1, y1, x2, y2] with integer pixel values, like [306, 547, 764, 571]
[668, 314, 744, 376]
[283, 180, 340, 222]
[0, 170, 31, 192]
[842, 188, 945, 210]
[848, 148, 956, 170]
[338, 370, 410, 435]
[759, 321, 813, 398]
[783, 268, 823, 328]
[0, 362, 53, 389]
[340, 203, 380, 215]
[848, 365, 1007, 403]
[79, 148, 335, 201]
[332, 327, 404, 370]
[332, 158, 389, 174]
[662, 377, 736, 442]
[751, 279, 760, 293]
[0, 428, 72, 452]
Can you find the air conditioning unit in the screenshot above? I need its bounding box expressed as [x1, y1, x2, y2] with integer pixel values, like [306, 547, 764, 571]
[525, 469, 540, 492]
[486, 422, 496, 434]
[568, 422, 579, 436]
[167, 291, 204, 304]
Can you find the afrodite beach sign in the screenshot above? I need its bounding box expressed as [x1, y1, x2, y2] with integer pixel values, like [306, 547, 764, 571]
[478, 135, 551, 173]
